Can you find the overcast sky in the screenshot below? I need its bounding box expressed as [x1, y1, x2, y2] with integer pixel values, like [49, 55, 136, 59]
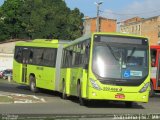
[0, 0, 160, 22]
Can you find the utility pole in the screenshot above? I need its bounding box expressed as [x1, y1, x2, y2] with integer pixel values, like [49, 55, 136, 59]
[95, 1, 103, 32]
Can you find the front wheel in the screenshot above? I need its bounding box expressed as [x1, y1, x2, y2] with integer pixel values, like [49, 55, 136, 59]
[29, 75, 38, 93]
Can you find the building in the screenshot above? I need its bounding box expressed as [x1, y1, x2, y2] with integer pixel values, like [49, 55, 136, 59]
[83, 16, 117, 34]
[142, 16, 160, 45]
[120, 16, 160, 45]
[120, 17, 142, 35]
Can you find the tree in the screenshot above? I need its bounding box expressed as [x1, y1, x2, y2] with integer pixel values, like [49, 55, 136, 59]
[67, 8, 84, 39]
[1, 0, 25, 39]
[0, 8, 9, 41]
[0, 0, 84, 41]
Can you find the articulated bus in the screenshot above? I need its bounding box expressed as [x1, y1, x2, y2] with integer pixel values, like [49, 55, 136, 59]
[60, 32, 150, 107]
[13, 39, 69, 92]
[13, 33, 150, 107]
[150, 45, 160, 96]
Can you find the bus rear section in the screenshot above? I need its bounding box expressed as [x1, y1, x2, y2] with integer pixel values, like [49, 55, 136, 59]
[150, 45, 160, 96]
[13, 39, 68, 92]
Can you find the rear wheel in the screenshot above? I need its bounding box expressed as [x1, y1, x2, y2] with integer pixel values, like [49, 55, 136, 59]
[62, 81, 67, 99]
[125, 101, 133, 108]
[29, 75, 38, 93]
[149, 82, 155, 97]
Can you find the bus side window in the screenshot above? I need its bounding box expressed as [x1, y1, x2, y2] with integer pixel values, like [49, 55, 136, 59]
[69, 50, 73, 56]
[85, 43, 90, 56]
[32, 48, 44, 65]
[29, 49, 33, 63]
[15, 47, 22, 63]
[62, 50, 67, 68]
[42, 48, 57, 67]
[66, 49, 73, 67]
[151, 49, 157, 67]
[82, 41, 90, 69]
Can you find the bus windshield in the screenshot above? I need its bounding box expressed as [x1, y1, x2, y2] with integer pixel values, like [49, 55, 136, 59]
[92, 36, 148, 86]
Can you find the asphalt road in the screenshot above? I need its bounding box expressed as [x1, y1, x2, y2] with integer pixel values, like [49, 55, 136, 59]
[0, 79, 160, 119]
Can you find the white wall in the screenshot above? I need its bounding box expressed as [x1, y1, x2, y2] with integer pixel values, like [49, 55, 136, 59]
[0, 53, 13, 71]
[0, 41, 15, 71]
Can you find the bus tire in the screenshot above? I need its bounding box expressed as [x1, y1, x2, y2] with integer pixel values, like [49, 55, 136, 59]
[29, 75, 38, 93]
[149, 82, 155, 97]
[125, 101, 133, 108]
[62, 80, 67, 99]
[77, 83, 87, 106]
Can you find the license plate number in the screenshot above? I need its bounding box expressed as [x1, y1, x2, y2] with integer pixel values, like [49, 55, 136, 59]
[115, 94, 125, 99]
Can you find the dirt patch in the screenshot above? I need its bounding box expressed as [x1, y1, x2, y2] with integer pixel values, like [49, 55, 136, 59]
[0, 94, 45, 104]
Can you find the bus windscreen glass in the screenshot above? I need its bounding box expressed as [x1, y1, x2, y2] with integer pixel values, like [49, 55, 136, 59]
[92, 35, 148, 86]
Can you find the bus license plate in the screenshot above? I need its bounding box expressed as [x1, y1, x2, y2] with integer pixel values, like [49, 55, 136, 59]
[115, 94, 125, 99]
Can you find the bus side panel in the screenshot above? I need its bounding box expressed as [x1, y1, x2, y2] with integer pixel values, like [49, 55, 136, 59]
[66, 69, 71, 95]
[13, 60, 22, 84]
[61, 68, 87, 97]
[41, 67, 56, 90]
[81, 69, 88, 98]
[27, 65, 55, 90]
[70, 67, 83, 96]
[27, 65, 42, 87]
[59, 68, 71, 94]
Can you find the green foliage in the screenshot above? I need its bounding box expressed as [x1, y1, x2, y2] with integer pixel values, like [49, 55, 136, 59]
[0, 0, 84, 41]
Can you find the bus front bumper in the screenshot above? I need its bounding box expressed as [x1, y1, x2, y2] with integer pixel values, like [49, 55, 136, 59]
[87, 88, 149, 103]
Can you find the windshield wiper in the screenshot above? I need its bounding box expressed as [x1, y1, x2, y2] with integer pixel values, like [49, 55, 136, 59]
[127, 47, 136, 61]
[105, 43, 121, 61]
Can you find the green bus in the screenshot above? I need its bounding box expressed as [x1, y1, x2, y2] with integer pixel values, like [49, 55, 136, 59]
[13, 32, 150, 107]
[13, 39, 69, 92]
[60, 32, 150, 107]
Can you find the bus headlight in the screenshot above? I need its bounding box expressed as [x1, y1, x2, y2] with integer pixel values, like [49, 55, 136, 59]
[139, 82, 150, 93]
[90, 78, 101, 90]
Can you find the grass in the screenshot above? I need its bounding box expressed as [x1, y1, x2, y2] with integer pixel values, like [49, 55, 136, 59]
[0, 78, 16, 84]
[0, 96, 13, 103]
[0, 78, 14, 103]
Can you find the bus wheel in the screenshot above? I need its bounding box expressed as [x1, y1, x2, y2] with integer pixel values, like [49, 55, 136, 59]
[77, 83, 87, 106]
[149, 82, 155, 97]
[62, 81, 67, 99]
[125, 101, 133, 108]
[29, 75, 38, 93]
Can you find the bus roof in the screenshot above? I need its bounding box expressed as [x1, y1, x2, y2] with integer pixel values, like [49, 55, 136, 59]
[93, 32, 148, 39]
[65, 32, 148, 47]
[15, 39, 70, 48]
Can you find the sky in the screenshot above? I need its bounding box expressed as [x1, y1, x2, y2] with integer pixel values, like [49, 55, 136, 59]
[0, 0, 160, 22]
[65, 0, 160, 22]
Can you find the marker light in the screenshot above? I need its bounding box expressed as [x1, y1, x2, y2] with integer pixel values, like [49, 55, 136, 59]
[139, 82, 150, 93]
[90, 78, 101, 90]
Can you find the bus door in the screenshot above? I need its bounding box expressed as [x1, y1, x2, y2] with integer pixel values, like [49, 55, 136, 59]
[157, 50, 160, 88]
[151, 48, 158, 90]
[22, 48, 30, 83]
